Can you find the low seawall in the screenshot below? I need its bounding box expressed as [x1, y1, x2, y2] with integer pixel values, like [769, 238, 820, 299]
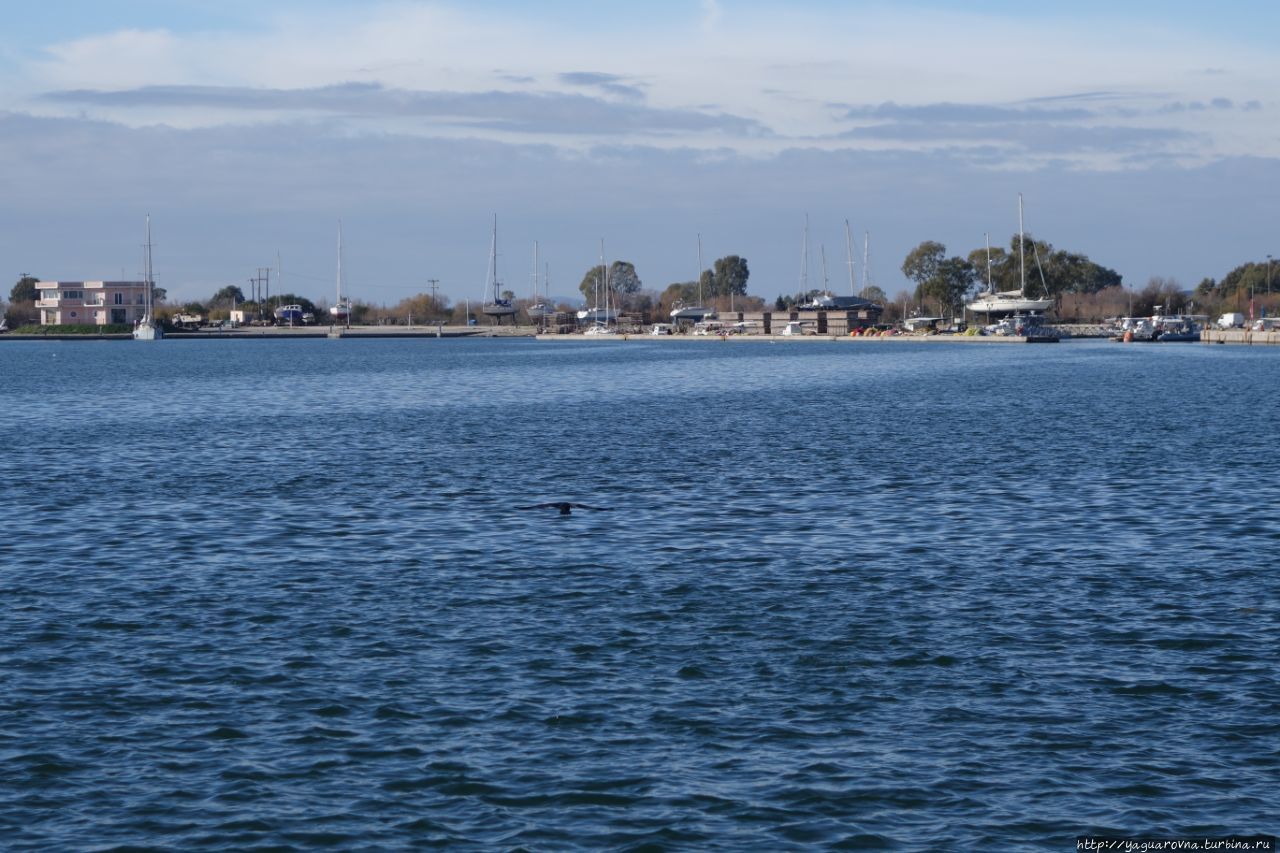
[1201, 329, 1280, 345]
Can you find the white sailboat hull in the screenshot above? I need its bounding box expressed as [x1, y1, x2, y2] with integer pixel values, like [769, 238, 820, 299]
[132, 320, 162, 340]
[966, 294, 1054, 314]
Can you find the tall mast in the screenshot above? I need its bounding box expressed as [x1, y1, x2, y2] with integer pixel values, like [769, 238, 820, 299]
[490, 214, 499, 303]
[599, 239, 608, 322]
[1018, 193, 1026, 297]
[820, 245, 829, 293]
[799, 214, 809, 295]
[862, 231, 871, 292]
[697, 233, 703, 307]
[532, 241, 539, 301]
[845, 219, 856, 295]
[143, 214, 153, 319]
[985, 232, 993, 291]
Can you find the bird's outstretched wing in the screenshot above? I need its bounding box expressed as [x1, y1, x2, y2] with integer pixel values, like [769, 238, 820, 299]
[568, 503, 612, 511]
[516, 503, 562, 510]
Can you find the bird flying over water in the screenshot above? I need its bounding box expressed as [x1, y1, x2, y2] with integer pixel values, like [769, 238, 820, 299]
[516, 502, 612, 515]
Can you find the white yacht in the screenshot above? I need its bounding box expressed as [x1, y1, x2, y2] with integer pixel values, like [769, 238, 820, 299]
[133, 215, 163, 341]
[966, 195, 1054, 316]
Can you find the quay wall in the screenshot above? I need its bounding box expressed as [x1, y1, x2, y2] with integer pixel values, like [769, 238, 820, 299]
[1201, 329, 1280, 345]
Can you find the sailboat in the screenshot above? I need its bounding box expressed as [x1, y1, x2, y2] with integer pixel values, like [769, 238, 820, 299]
[669, 234, 712, 323]
[480, 215, 518, 324]
[329, 221, 352, 325]
[966, 194, 1054, 315]
[800, 219, 879, 311]
[525, 241, 552, 323]
[583, 240, 617, 334]
[132, 215, 162, 341]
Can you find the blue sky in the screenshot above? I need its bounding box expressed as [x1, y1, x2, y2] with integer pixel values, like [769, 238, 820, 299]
[2, 1, 1278, 305]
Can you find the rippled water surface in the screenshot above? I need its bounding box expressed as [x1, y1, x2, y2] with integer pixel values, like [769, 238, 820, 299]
[1, 338, 1277, 850]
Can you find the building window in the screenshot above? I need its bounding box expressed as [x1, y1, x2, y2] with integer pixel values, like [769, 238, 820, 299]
[114, 293, 123, 305]
[63, 291, 83, 300]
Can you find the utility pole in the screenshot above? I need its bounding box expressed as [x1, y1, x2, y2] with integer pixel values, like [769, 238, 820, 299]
[427, 278, 440, 322]
[249, 268, 271, 322]
[259, 267, 272, 317]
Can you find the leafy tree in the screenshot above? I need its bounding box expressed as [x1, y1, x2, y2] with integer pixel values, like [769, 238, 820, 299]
[610, 261, 642, 294]
[901, 241, 975, 314]
[11, 275, 39, 303]
[1215, 261, 1273, 299]
[151, 287, 167, 303]
[969, 235, 1119, 296]
[579, 261, 641, 301]
[858, 285, 888, 305]
[181, 301, 206, 314]
[710, 255, 749, 297]
[211, 285, 245, 305]
[579, 265, 606, 301]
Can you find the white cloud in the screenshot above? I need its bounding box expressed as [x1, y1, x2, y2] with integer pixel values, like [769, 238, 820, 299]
[5, 2, 1273, 168]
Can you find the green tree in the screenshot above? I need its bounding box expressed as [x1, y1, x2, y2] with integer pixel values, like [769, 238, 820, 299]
[578, 265, 606, 301]
[211, 285, 245, 305]
[902, 241, 975, 314]
[858, 285, 888, 305]
[579, 261, 642, 302]
[10, 275, 38, 303]
[971, 235, 1119, 296]
[710, 255, 749, 297]
[1216, 261, 1272, 299]
[609, 261, 642, 294]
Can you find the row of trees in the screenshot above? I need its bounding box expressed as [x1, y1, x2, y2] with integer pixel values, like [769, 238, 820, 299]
[898, 234, 1124, 318]
[11, 250, 1278, 329]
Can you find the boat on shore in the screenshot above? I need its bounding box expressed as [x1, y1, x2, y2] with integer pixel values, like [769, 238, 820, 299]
[329, 221, 352, 325]
[966, 195, 1055, 316]
[274, 304, 305, 326]
[525, 243, 553, 324]
[480, 216, 518, 324]
[133, 215, 163, 341]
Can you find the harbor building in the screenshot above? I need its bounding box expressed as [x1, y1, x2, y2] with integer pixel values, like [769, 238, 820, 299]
[36, 281, 150, 326]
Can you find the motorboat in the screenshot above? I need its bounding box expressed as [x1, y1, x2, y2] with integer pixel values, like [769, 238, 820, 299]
[274, 304, 304, 325]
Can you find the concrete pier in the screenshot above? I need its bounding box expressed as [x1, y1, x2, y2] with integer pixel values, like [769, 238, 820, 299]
[1201, 329, 1280, 345]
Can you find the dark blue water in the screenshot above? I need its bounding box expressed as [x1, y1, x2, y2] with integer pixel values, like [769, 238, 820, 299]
[1, 338, 1277, 850]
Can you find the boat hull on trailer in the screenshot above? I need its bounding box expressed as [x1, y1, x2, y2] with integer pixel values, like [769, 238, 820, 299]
[967, 293, 1054, 314]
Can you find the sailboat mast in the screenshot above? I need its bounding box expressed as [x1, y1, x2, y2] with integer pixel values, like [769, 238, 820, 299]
[845, 219, 856, 296]
[697, 233, 703, 307]
[1018, 193, 1026, 298]
[985, 232, 993, 290]
[820, 245, 829, 292]
[799, 215, 809, 295]
[862, 231, 871, 292]
[491, 215, 499, 303]
[599, 239, 608, 323]
[532, 241, 539, 301]
[143, 214, 152, 318]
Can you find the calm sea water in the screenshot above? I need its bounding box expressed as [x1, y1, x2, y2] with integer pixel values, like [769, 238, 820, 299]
[1, 337, 1277, 850]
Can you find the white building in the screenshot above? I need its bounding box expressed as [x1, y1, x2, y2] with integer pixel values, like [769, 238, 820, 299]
[36, 281, 150, 326]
